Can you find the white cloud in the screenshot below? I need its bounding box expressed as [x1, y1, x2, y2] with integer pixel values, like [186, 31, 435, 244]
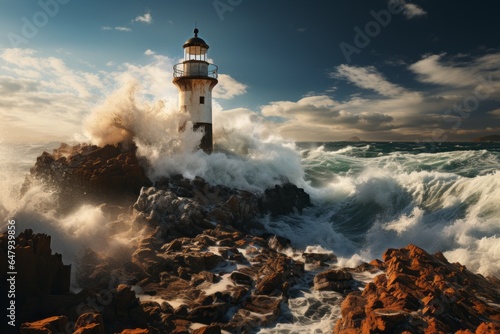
[115, 26, 132, 32]
[213, 74, 247, 99]
[0, 49, 104, 99]
[389, 0, 427, 19]
[102, 26, 132, 32]
[402, 3, 427, 18]
[410, 53, 500, 97]
[144, 49, 156, 56]
[333, 65, 406, 97]
[258, 52, 500, 141]
[0, 49, 111, 142]
[410, 54, 475, 87]
[0, 49, 179, 143]
[135, 12, 153, 24]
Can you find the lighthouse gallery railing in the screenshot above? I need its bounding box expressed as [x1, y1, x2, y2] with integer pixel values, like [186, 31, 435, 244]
[173, 63, 218, 79]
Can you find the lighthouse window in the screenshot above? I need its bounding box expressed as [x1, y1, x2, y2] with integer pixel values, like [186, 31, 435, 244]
[185, 46, 207, 61]
[200, 96, 205, 104]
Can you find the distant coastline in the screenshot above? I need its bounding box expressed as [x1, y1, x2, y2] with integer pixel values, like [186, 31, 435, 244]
[472, 135, 500, 142]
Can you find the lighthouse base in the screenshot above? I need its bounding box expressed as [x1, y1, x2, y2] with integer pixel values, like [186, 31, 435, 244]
[193, 122, 213, 153]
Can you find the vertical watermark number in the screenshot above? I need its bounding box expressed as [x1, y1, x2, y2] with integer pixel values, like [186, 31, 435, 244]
[6, 219, 16, 327]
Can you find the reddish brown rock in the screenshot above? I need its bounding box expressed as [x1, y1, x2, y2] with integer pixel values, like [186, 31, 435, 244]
[73, 312, 105, 334]
[254, 252, 304, 296]
[334, 244, 500, 334]
[475, 322, 500, 334]
[119, 329, 150, 334]
[20, 315, 69, 334]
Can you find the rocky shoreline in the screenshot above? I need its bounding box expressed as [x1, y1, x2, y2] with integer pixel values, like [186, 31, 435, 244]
[2, 143, 500, 333]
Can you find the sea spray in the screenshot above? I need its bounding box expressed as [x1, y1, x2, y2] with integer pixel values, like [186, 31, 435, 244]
[82, 77, 306, 191]
[83, 76, 202, 152]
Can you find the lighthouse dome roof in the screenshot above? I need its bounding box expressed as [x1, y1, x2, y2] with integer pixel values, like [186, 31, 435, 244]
[183, 28, 209, 49]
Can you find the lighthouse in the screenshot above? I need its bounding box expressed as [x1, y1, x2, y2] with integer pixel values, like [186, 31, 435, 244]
[173, 28, 218, 153]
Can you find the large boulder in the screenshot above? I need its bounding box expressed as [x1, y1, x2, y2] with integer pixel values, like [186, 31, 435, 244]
[258, 182, 311, 216]
[334, 244, 500, 334]
[22, 143, 152, 210]
[313, 269, 354, 292]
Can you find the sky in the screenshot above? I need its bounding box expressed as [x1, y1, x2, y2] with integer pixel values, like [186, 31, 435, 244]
[0, 0, 499, 143]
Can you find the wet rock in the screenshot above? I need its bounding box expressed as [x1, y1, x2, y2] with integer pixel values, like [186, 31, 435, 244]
[265, 234, 292, 251]
[254, 253, 304, 296]
[1, 230, 72, 329]
[302, 251, 337, 266]
[258, 182, 311, 215]
[191, 271, 219, 287]
[73, 312, 105, 334]
[225, 296, 282, 333]
[20, 315, 69, 334]
[132, 176, 312, 244]
[187, 303, 228, 323]
[230, 271, 254, 285]
[334, 244, 500, 334]
[182, 252, 224, 272]
[313, 269, 354, 292]
[22, 143, 152, 210]
[111, 284, 140, 324]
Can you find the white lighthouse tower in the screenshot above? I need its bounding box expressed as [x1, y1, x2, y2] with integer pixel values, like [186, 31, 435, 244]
[173, 28, 218, 153]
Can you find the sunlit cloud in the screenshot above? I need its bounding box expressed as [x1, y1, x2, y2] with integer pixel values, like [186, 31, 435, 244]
[410, 53, 500, 98]
[258, 52, 500, 141]
[213, 74, 248, 99]
[135, 12, 153, 24]
[0, 48, 180, 143]
[332, 65, 407, 97]
[388, 0, 427, 19]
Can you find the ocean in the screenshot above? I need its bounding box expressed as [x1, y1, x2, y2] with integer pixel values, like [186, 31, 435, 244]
[1, 139, 499, 333]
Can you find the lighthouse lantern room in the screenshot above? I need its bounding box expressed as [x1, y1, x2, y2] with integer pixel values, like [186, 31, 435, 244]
[173, 28, 218, 153]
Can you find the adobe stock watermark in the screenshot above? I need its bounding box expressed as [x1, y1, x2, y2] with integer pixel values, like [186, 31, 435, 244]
[7, 0, 72, 48]
[419, 73, 495, 152]
[213, 0, 243, 21]
[339, 1, 407, 63]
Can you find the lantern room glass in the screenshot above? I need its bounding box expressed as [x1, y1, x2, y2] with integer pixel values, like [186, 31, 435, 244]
[185, 46, 207, 61]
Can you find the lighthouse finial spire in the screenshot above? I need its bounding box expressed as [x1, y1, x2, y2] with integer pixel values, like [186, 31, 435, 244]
[194, 22, 198, 37]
